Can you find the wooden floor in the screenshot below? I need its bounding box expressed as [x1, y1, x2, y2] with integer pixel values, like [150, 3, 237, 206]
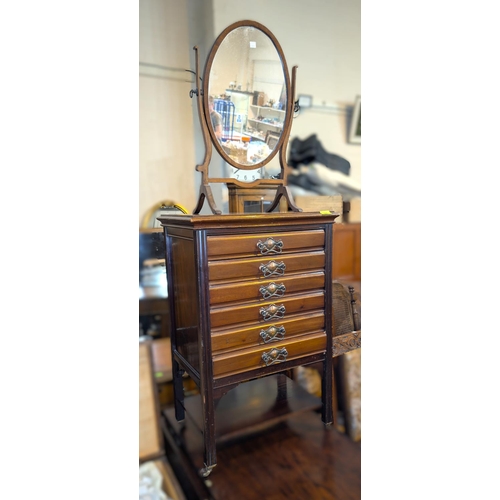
[161, 376, 361, 500]
[154, 279, 362, 499]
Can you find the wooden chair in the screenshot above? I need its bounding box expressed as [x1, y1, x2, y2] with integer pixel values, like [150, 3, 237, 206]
[293, 281, 361, 437]
[332, 281, 361, 442]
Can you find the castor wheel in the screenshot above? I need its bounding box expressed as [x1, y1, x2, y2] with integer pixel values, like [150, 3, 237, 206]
[199, 464, 215, 477]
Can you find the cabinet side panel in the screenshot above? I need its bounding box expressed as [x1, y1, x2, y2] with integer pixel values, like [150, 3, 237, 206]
[170, 234, 200, 374]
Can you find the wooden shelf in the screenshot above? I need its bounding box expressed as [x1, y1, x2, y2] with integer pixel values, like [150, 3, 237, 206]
[164, 374, 321, 445]
[161, 396, 361, 499]
[247, 118, 283, 129]
[250, 104, 286, 114]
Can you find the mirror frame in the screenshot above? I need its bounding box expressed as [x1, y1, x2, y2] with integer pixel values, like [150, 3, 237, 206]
[202, 20, 291, 171]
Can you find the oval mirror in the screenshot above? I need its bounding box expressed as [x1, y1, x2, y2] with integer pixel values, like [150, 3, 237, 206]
[203, 21, 290, 170]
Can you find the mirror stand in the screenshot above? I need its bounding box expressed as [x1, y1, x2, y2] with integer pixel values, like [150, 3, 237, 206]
[157, 21, 359, 478]
[189, 22, 302, 215]
[190, 46, 222, 215]
[264, 66, 302, 214]
[264, 184, 300, 212]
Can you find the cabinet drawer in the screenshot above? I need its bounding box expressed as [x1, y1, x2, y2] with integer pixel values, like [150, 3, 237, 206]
[212, 331, 326, 378]
[211, 312, 325, 353]
[209, 292, 325, 329]
[208, 251, 325, 282]
[207, 230, 325, 259]
[209, 272, 325, 305]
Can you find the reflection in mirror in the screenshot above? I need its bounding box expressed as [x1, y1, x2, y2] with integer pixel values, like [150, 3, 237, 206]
[207, 25, 287, 168]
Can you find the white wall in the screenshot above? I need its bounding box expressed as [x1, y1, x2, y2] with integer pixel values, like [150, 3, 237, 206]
[139, 0, 198, 224]
[211, 0, 361, 186]
[139, 0, 360, 221]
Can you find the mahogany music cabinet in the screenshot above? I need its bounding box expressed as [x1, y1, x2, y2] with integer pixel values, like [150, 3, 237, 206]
[158, 211, 338, 476]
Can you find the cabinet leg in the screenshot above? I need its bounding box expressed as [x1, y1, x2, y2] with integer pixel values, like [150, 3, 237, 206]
[200, 390, 218, 473]
[202, 405, 217, 472]
[277, 373, 288, 400]
[172, 359, 185, 421]
[321, 357, 333, 425]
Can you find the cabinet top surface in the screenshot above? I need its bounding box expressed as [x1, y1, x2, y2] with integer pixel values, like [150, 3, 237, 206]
[157, 212, 339, 229]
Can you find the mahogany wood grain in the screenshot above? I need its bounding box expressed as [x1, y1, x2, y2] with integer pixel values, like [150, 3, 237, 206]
[209, 271, 325, 304]
[212, 332, 326, 378]
[159, 213, 341, 471]
[207, 229, 325, 257]
[208, 250, 325, 281]
[158, 212, 339, 231]
[211, 312, 324, 352]
[212, 352, 326, 391]
[209, 291, 325, 328]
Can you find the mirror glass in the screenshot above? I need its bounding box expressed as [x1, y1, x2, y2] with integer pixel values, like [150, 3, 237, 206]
[207, 25, 287, 168]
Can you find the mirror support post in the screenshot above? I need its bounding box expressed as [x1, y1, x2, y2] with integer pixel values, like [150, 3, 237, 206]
[268, 65, 301, 212]
[192, 45, 221, 215]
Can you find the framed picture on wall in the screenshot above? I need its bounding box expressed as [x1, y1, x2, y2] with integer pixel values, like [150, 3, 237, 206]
[297, 94, 313, 109]
[265, 131, 281, 150]
[141, 200, 188, 229]
[348, 95, 361, 144]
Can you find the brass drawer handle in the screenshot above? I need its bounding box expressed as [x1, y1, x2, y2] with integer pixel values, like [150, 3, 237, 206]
[257, 237, 283, 255]
[260, 325, 286, 343]
[262, 347, 288, 366]
[259, 260, 286, 277]
[259, 303, 286, 321]
[259, 282, 286, 300]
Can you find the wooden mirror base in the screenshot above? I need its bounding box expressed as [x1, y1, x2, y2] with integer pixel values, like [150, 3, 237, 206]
[195, 183, 302, 215]
[266, 185, 302, 213]
[193, 184, 222, 215]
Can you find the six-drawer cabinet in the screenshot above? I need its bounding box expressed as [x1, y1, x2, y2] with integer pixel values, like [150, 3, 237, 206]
[159, 212, 339, 476]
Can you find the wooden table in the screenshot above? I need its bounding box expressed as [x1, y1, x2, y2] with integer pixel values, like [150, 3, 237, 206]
[161, 375, 361, 500]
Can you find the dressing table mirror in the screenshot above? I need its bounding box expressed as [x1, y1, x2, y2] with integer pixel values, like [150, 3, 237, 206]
[157, 20, 360, 479]
[192, 20, 300, 215]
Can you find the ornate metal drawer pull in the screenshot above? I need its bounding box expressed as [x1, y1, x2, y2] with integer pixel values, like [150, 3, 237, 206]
[257, 237, 283, 255]
[259, 260, 286, 277]
[262, 347, 288, 366]
[259, 282, 286, 300]
[259, 303, 286, 321]
[260, 325, 286, 343]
